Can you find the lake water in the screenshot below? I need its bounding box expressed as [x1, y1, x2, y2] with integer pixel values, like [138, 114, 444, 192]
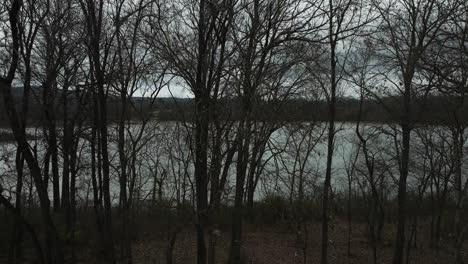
[0, 121, 466, 205]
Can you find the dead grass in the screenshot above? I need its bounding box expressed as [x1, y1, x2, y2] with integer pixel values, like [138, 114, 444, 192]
[128, 220, 467, 264]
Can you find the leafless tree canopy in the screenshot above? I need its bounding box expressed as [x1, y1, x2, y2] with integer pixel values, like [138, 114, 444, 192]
[0, 0, 467, 264]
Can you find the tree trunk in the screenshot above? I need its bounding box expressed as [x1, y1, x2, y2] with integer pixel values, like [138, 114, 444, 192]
[392, 124, 410, 264]
[8, 151, 24, 264]
[229, 132, 249, 264]
[321, 5, 337, 261]
[50, 125, 61, 212]
[118, 93, 132, 264]
[194, 0, 210, 262]
[194, 97, 209, 264]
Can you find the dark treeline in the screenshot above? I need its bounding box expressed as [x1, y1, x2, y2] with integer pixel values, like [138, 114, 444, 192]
[154, 95, 468, 124]
[4, 92, 467, 125]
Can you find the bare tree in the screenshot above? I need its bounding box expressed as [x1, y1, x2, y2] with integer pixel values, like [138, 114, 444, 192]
[0, 0, 65, 263]
[79, 0, 118, 262]
[369, 0, 459, 262]
[227, 1, 321, 262]
[304, 1, 374, 262]
[108, 1, 163, 262]
[418, 2, 468, 261]
[145, 1, 236, 262]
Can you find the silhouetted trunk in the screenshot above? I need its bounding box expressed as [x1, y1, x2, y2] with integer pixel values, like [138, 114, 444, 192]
[193, 1, 210, 263]
[208, 122, 223, 209]
[212, 142, 237, 210]
[96, 80, 115, 263]
[428, 134, 449, 248]
[207, 123, 223, 264]
[194, 94, 209, 264]
[43, 81, 60, 212]
[393, 123, 410, 264]
[321, 3, 337, 262]
[118, 90, 132, 264]
[41, 74, 60, 216]
[90, 111, 104, 241]
[70, 135, 78, 264]
[347, 176, 352, 256]
[229, 121, 250, 264]
[246, 136, 269, 217]
[246, 145, 259, 211]
[62, 115, 71, 231]
[8, 151, 24, 264]
[452, 128, 466, 264]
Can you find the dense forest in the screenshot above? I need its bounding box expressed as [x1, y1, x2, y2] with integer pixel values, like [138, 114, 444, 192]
[0, 0, 467, 264]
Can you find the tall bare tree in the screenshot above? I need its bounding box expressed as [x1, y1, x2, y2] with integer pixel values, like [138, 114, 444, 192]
[145, 0, 236, 262]
[227, 0, 321, 262]
[0, 0, 65, 263]
[369, 0, 458, 262]
[79, 0, 117, 262]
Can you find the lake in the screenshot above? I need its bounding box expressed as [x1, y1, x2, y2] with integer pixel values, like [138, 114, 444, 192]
[0, 121, 466, 205]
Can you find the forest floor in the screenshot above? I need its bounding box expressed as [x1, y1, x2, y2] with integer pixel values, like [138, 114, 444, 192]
[2, 214, 466, 263]
[125, 220, 467, 264]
